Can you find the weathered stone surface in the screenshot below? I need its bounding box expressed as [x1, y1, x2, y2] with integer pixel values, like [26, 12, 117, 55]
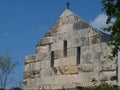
[34, 61, 41, 70]
[73, 21, 90, 30]
[78, 63, 94, 72]
[67, 47, 76, 57]
[40, 60, 51, 69]
[101, 60, 116, 71]
[24, 9, 117, 90]
[24, 71, 33, 79]
[100, 71, 116, 81]
[51, 42, 63, 51]
[36, 52, 50, 61]
[53, 31, 72, 42]
[39, 36, 53, 45]
[94, 52, 101, 60]
[25, 55, 36, 63]
[64, 65, 78, 74]
[54, 50, 61, 59]
[36, 45, 48, 53]
[24, 64, 30, 72]
[41, 68, 52, 77]
[52, 65, 78, 75]
[54, 56, 76, 67]
[91, 34, 102, 44]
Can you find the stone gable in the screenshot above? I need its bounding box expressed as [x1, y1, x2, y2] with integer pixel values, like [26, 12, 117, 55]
[23, 9, 117, 90]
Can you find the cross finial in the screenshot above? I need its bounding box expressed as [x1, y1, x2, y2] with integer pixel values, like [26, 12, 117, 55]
[65, 1, 71, 9]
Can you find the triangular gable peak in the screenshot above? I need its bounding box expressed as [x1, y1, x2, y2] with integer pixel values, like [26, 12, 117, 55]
[37, 9, 109, 46]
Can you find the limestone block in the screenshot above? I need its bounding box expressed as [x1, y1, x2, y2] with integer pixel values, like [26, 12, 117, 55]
[67, 39, 75, 48]
[51, 42, 63, 51]
[52, 65, 78, 75]
[36, 45, 48, 53]
[54, 50, 61, 59]
[41, 68, 52, 77]
[29, 62, 35, 71]
[49, 84, 63, 90]
[52, 67, 65, 75]
[27, 78, 36, 89]
[100, 71, 116, 81]
[59, 15, 76, 26]
[34, 61, 41, 70]
[67, 37, 89, 48]
[42, 85, 52, 90]
[88, 28, 95, 37]
[77, 28, 90, 37]
[36, 52, 50, 61]
[40, 60, 51, 69]
[39, 74, 78, 85]
[30, 78, 41, 89]
[24, 71, 33, 79]
[81, 37, 89, 46]
[79, 63, 94, 72]
[54, 56, 76, 67]
[24, 64, 29, 72]
[101, 60, 116, 71]
[64, 65, 78, 74]
[91, 34, 102, 44]
[67, 47, 76, 57]
[59, 24, 74, 33]
[81, 46, 92, 63]
[25, 55, 36, 63]
[39, 36, 53, 45]
[94, 52, 101, 60]
[71, 31, 80, 41]
[53, 31, 72, 42]
[35, 53, 41, 61]
[81, 43, 102, 63]
[25, 62, 34, 72]
[71, 28, 91, 40]
[37, 74, 99, 88]
[90, 43, 101, 53]
[73, 21, 90, 30]
[34, 70, 40, 77]
[102, 43, 112, 57]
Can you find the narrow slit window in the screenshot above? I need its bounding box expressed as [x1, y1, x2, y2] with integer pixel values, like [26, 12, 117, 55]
[64, 40, 67, 57]
[48, 43, 51, 52]
[51, 51, 54, 67]
[77, 47, 81, 65]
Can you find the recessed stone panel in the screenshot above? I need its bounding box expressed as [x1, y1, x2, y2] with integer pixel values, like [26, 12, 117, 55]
[54, 56, 77, 67]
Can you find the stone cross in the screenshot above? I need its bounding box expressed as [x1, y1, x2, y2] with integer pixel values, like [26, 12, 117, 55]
[65, 2, 71, 9]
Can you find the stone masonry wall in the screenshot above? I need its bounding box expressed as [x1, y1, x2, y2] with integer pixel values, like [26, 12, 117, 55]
[23, 9, 117, 90]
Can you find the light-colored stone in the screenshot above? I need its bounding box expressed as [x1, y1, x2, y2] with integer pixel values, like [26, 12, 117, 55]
[79, 63, 94, 72]
[24, 9, 117, 90]
[39, 36, 53, 45]
[100, 71, 116, 81]
[54, 56, 77, 67]
[64, 65, 78, 74]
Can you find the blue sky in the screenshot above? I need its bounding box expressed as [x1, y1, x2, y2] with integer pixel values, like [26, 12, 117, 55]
[0, 0, 107, 88]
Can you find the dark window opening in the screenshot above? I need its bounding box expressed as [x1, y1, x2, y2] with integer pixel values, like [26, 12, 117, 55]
[77, 47, 81, 65]
[48, 43, 51, 52]
[63, 40, 67, 57]
[51, 51, 54, 67]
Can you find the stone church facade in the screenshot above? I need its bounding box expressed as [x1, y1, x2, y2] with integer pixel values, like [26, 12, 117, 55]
[23, 9, 117, 90]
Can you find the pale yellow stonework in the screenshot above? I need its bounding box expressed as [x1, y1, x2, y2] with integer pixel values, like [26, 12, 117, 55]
[23, 9, 117, 90]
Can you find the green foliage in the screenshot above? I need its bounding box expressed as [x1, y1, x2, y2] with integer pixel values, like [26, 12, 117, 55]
[9, 87, 22, 90]
[0, 54, 18, 89]
[102, 0, 120, 57]
[91, 78, 98, 86]
[0, 88, 5, 90]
